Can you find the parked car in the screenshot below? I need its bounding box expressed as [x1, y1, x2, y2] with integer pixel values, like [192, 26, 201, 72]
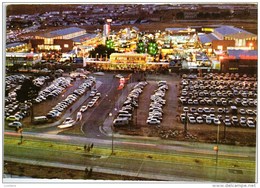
[80, 105, 88, 112]
[87, 100, 96, 108]
[213, 118, 221, 125]
[188, 116, 196, 124]
[247, 120, 255, 128]
[6, 115, 20, 121]
[196, 116, 203, 124]
[240, 117, 247, 127]
[8, 121, 22, 127]
[146, 118, 161, 125]
[223, 119, 231, 126]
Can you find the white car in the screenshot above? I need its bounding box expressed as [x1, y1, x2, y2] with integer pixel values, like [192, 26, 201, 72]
[188, 116, 196, 124]
[58, 117, 76, 129]
[246, 109, 254, 115]
[93, 96, 100, 101]
[183, 107, 189, 113]
[62, 117, 75, 125]
[213, 118, 221, 125]
[206, 116, 212, 124]
[247, 120, 255, 128]
[223, 119, 231, 126]
[87, 100, 96, 108]
[196, 116, 203, 124]
[146, 118, 160, 125]
[239, 108, 246, 115]
[80, 105, 88, 112]
[90, 90, 97, 97]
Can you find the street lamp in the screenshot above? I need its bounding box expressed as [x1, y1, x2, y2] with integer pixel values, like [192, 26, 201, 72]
[109, 112, 114, 154]
[214, 122, 220, 180]
[183, 111, 188, 136]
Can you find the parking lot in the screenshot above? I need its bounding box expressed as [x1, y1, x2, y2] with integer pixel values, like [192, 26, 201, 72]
[4, 71, 256, 146]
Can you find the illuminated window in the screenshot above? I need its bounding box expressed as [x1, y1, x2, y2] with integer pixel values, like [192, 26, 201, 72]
[64, 44, 69, 48]
[217, 45, 223, 51]
[44, 38, 53, 45]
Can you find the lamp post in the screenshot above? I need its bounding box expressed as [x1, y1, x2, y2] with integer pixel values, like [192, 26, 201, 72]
[214, 123, 220, 180]
[109, 112, 114, 154]
[183, 111, 188, 136]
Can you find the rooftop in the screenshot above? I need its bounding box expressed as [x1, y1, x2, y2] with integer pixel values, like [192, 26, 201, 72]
[214, 25, 251, 36]
[6, 42, 27, 49]
[72, 33, 97, 43]
[39, 27, 86, 38]
[198, 33, 219, 44]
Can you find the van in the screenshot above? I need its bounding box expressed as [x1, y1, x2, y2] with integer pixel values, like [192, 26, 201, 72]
[33, 116, 48, 124]
[113, 118, 129, 127]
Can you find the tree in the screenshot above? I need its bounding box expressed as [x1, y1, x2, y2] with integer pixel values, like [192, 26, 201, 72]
[16, 78, 41, 123]
[147, 40, 158, 56]
[105, 39, 114, 49]
[136, 40, 146, 53]
[89, 44, 115, 59]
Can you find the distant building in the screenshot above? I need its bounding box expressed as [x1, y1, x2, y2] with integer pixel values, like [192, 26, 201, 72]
[6, 52, 42, 66]
[31, 27, 97, 53]
[6, 42, 31, 52]
[198, 25, 257, 54]
[220, 49, 257, 74]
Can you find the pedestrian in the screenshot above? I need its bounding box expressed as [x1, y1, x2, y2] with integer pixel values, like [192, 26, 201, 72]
[87, 144, 90, 152]
[90, 143, 94, 149]
[70, 108, 72, 113]
[84, 144, 86, 151]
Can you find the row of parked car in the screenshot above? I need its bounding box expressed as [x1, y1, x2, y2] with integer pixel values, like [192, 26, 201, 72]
[179, 74, 257, 128]
[179, 95, 257, 107]
[180, 111, 256, 128]
[200, 73, 257, 81]
[5, 74, 38, 122]
[79, 88, 101, 112]
[113, 81, 148, 127]
[146, 81, 168, 126]
[181, 80, 257, 95]
[34, 77, 72, 103]
[5, 74, 27, 92]
[46, 76, 96, 119]
[181, 79, 257, 98]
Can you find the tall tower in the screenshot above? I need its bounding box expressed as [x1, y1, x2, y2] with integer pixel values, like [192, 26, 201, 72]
[103, 18, 112, 37]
